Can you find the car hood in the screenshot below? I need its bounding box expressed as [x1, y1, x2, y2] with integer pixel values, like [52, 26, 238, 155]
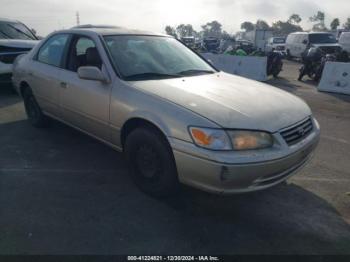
[0, 39, 39, 49]
[129, 73, 312, 132]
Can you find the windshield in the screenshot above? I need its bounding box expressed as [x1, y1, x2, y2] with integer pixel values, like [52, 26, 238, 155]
[0, 21, 37, 40]
[104, 35, 215, 80]
[309, 34, 337, 44]
[273, 37, 285, 44]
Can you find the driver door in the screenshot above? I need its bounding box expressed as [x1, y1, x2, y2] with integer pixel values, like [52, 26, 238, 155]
[59, 35, 112, 142]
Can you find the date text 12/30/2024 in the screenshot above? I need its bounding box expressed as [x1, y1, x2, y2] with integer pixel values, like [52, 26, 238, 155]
[127, 256, 220, 261]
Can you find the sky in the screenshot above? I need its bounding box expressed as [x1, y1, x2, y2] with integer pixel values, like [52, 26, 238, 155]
[0, 0, 348, 36]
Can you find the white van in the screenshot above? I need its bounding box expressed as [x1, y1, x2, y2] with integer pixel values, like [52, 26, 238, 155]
[285, 32, 341, 58]
[339, 32, 350, 53]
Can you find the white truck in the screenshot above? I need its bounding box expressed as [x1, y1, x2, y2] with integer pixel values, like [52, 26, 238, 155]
[0, 18, 39, 86]
[266, 37, 286, 52]
[244, 29, 274, 52]
[339, 32, 350, 53]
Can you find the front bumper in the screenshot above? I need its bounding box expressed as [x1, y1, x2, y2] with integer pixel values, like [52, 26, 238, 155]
[0, 73, 13, 86]
[0, 61, 13, 75]
[171, 123, 320, 194]
[0, 61, 13, 86]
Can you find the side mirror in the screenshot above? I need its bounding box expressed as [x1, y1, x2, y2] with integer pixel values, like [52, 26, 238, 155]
[302, 39, 308, 45]
[78, 66, 109, 83]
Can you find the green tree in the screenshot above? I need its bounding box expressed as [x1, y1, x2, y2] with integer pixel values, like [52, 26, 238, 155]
[221, 31, 233, 40]
[256, 20, 270, 30]
[176, 24, 196, 38]
[288, 14, 302, 24]
[272, 21, 303, 36]
[241, 21, 255, 32]
[330, 18, 340, 30]
[165, 26, 177, 38]
[201, 21, 222, 38]
[309, 11, 327, 31]
[343, 18, 350, 29]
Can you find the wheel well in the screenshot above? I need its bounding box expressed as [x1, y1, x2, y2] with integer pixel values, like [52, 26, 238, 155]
[121, 118, 168, 149]
[19, 81, 30, 97]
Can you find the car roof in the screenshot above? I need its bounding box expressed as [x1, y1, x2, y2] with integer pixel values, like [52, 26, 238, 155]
[309, 32, 333, 35]
[290, 32, 308, 35]
[0, 17, 21, 23]
[290, 31, 333, 36]
[57, 25, 168, 37]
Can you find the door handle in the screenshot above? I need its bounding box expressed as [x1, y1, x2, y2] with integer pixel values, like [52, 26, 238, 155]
[60, 82, 68, 89]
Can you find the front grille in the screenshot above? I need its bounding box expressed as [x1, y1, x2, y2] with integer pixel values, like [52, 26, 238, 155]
[280, 118, 313, 146]
[0, 53, 20, 64]
[319, 46, 341, 54]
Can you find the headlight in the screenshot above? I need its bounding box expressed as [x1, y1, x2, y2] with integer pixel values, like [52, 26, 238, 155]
[228, 131, 273, 151]
[189, 127, 232, 151]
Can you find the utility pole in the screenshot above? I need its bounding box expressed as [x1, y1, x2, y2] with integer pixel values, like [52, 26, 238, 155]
[76, 11, 80, 26]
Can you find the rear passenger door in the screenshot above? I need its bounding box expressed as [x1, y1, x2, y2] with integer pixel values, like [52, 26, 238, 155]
[59, 35, 112, 142]
[29, 34, 70, 117]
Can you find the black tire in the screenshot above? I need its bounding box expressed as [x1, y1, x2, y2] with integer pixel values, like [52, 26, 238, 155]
[125, 127, 179, 197]
[23, 88, 50, 128]
[272, 62, 283, 78]
[286, 50, 292, 60]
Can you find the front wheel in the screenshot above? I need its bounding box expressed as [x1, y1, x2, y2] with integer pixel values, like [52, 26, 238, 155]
[23, 88, 50, 128]
[125, 127, 179, 197]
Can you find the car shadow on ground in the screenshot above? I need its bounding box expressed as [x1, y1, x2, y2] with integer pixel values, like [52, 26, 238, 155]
[1, 120, 350, 255]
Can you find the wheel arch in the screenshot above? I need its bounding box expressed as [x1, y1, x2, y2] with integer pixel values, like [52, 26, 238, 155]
[120, 117, 171, 150]
[19, 81, 31, 97]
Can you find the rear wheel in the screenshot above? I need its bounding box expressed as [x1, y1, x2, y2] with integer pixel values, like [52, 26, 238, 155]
[23, 88, 50, 128]
[272, 61, 283, 78]
[125, 127, 179, 197]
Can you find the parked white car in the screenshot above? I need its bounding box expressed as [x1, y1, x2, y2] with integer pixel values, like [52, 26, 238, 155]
[285, 32, 341, 59]
[339, 32, 350, 53]
[266, 37, 286, 52]
[0, 18, 39, 86]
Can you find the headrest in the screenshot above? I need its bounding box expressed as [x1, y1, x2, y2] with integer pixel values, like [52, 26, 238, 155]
[86, 47, 102, 66]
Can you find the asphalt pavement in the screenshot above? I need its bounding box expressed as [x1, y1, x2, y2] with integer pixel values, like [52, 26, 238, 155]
[0, 60, 349, 254]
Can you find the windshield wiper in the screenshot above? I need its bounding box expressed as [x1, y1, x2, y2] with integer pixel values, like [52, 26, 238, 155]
[177, 69, 216, 76]
[124, 72, 181, 81]
[6, 24, 35, 40]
